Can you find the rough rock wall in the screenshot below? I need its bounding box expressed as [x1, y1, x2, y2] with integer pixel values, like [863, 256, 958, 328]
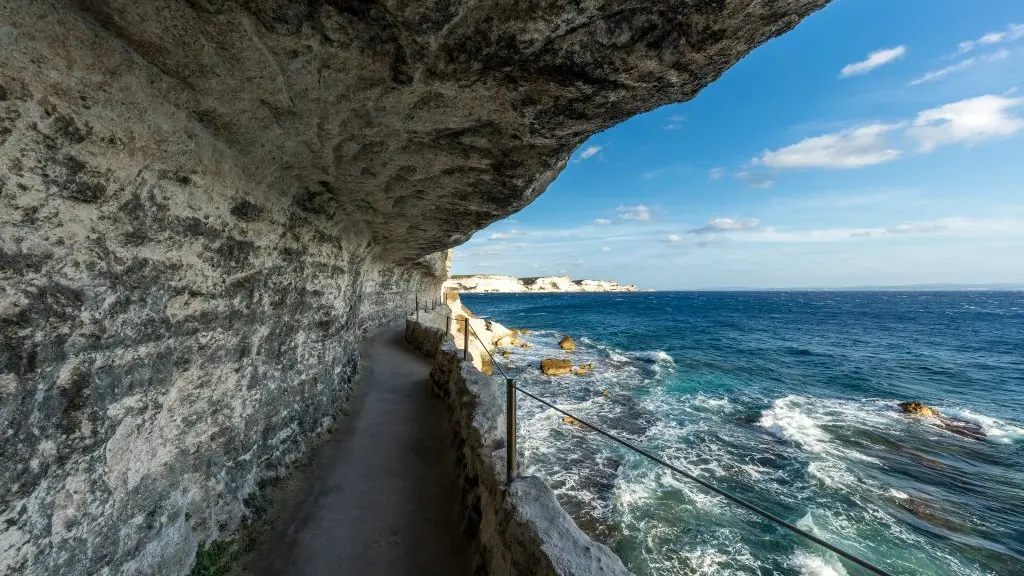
[0, 48, 444, 576]
[0, 0, 829, 574]
[405, 318, 629, 576]
[0, 85, 445, 575]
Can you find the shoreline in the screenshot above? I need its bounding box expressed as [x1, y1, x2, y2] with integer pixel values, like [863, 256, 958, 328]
[441, 291, 1024, 575]
[404, 295, 631, 576]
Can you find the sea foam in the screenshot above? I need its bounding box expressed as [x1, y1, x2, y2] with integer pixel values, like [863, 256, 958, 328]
[788, 551, 849, 576]
[940, 407, 1024, 444]
[758, 396, 832, 452]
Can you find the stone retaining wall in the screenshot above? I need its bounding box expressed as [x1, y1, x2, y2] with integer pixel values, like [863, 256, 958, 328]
[404, 318, 630, 576]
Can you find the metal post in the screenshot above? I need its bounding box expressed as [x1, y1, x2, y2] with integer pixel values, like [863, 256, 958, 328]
[506, 378, 517, 485]
[446, 315, 451, 335]
[463, 318, 470, 361]
[415, 295, 419, 323]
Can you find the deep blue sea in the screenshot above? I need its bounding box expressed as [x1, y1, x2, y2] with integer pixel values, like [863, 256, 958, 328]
[461, 291, 1024, 576]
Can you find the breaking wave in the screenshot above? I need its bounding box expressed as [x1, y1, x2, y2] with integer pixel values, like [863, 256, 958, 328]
[462, 291, 1024, 576]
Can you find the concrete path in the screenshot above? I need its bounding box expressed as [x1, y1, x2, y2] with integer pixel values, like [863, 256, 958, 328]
[243, 323, 473, 576]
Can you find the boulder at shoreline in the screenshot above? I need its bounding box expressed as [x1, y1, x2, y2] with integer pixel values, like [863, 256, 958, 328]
[560, 335, 576, 351]
[541, 359, 573, 376]
[899, 401, 939, 418]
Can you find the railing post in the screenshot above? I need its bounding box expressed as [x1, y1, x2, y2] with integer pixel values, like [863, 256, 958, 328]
[415, 295, 419, 323]
[446, 315, 451, 335]
[463, 318, 470, 361]
[506, 377, 517, 485]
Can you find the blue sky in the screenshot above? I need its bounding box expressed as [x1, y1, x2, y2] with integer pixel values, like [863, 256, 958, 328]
[451, 0, 1024, 289]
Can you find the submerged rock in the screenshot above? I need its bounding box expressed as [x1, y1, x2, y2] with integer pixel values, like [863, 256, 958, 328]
[899, 401, 940, 418]
[541, 358, 573, 376]
[560, 335, 577, 351]
[899, 402, 986, 441]
[572, 363, 593, 376]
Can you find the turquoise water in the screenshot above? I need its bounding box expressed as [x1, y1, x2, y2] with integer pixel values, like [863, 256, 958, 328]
[461, 291, 1024, 576]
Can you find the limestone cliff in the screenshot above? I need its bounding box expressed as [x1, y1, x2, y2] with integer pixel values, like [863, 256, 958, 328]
[0, 1, 830, 574]
[446, 274, 638, 293]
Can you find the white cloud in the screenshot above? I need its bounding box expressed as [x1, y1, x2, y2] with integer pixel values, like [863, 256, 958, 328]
[840, 46, 907, 78]
[709, 167, 725, 180]
[735, 171, 774, 188]
[886, 222, 949, 235]
[664, 114, 685, 130]
[579, 145, 601, 160]
[909, 58, 976, 86]
[757, 123, 903, 169]
[909, 50, 1009, 86]
[594, 218, 611, 225]
[956, 23, 1024, 54]
[599, 246, 612, 252]
[907, 94, 1024, 152]
[617, 204, 653, 221]
[690, 218, 761, 235]
[666, 234, 683, 243]
[488, 232, 509, 240]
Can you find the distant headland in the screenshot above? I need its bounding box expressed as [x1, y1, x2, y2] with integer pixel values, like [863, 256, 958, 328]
[445, 274, 642, 293]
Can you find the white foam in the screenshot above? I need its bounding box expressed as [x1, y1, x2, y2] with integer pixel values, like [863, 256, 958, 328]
[758, 397, 832, 452]
[939, 407, 1024, 444]
[788, 551, 849, 576]
[632, 350, 675, 364]
[691, 394, 731, 410]
[808, 460, 856, 489]
[608, 351, 629, 363]
[888, 489, 909, 499]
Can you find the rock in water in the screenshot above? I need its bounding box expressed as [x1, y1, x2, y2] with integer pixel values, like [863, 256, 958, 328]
[572, 363, 593, 376]
[899, 401, 940, 418]
[0, 0, 831, 573]
[899, 402, 986, 441]
[541, 359, 574, 376]
[560, 335, 576, 351]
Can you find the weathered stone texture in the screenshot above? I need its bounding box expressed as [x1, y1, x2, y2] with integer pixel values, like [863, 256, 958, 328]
[406, 316, 629, 576]
[1, 0, 828, 573]
[0, 68, 443, 576]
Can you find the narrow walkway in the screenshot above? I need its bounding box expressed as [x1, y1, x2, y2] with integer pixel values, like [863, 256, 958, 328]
[244, 323, 473, 576]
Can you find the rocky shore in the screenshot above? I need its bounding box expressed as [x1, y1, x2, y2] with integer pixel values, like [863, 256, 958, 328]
[404, 298, 630, 576]
[445, 275, 639, 293]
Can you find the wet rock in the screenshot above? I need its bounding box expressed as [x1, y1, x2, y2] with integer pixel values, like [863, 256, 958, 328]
[899, 401, 986, 441]
[572, 363, 593, 376]
[559, 335, 576, 351]
[899, 401, 939, 418]
[541, 358, 573, 376]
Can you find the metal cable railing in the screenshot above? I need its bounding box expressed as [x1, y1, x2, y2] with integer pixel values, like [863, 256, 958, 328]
[411, 298, 892, 576]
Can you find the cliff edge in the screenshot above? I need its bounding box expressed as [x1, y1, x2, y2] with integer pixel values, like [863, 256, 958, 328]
[446, 275, 639, 293]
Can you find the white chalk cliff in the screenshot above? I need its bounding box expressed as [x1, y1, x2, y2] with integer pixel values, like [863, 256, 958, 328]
[445, 275, 639, 293]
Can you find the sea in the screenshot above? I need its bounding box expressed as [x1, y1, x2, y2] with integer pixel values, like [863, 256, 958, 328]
[460, 291, 1024, 576]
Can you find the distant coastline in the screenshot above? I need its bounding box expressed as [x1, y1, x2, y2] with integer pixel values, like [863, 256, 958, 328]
[445, 274, 643, 293]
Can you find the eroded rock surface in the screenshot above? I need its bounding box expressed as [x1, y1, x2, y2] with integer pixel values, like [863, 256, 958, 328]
[0, 0, 829, 574]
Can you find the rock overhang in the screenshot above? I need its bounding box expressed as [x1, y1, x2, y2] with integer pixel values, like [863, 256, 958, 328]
[2, 0, 830, 263]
